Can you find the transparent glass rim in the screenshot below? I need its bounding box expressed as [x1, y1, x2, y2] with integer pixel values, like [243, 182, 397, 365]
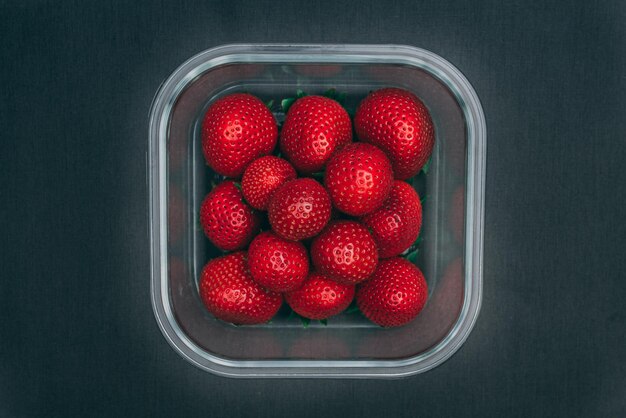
[148, 43, 486, 378]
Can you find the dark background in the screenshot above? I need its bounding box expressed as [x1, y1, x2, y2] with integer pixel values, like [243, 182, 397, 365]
[1, 1, 625, 417]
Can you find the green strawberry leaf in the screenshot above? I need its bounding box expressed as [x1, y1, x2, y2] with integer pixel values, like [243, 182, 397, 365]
[265, 99, 275, 110]
[404, 234, 423, 261]
[281, 98, 296, 113]
[287, 307, 316, 328]
[233, 182, 242, 190]
[344, 300, 361, 314]
[406, 248, 419, 264]
[322, 88, 348, 106]
[421, 158, 432, 174]
[421, 194, 427, 205]
[345, 305, 361, 314]
[319, 319, 328, 326]
[296, 89, 307, 98]
[322, 88, 337, 98]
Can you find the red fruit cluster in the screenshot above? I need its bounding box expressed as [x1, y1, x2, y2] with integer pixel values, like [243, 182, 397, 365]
[197, 88, 434, 326]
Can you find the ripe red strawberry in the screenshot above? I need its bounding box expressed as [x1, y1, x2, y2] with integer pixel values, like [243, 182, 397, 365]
[268, 178, 331, 241]
[285, 272, 355, 320]
[241, 156, 297, 210]
[280, 95, 352, 174]
[324, 143, 394, 216]
[311, 220, 378, 285]
[356, 258, 428, 327]
[199, 252, 282, 325]
[247, 231, 309, 292]
[201, 93, 278, 178]
[360, 180, 422, 258]
[199, 181, 260, 251]
[354, 88, 435, 179]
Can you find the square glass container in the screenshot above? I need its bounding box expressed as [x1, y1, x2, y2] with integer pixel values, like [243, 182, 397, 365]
[149, 44, 486, 378]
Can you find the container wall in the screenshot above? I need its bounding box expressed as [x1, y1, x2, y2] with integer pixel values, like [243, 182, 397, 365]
[165, 61, 468, 361]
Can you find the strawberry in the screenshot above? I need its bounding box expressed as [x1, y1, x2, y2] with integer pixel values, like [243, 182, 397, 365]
[279, 95, 352, 174]
[268, 178, 331, 241]
[324, 142, 394, 216]
[285, 272, 355, 320]
[199, 252, 282, 325]
[247, 231, 309, 292]
[310, 220, 378, 285]
[360, 180, 422, 258]
[201, 93, 278, 178]
[354, 88, 435, 179]
[241, 156, 297, 210]
[199, 181, 260, 251]
[356, 258, 428, 327]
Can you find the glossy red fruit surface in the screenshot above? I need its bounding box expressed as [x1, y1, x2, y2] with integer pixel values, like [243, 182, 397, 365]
[199, 181, 260, 251]
[356, 257, 428, 327]
[311, 220, 378, 285]
[360, 180, 422, 258]
[324, 143, 394, 216]
[241, 156, 297, 210]
[199, 252, 283, 325]
[285, 272, 355, 320]
[247, 231, 309, 292]
[268, 178, 331, 241]
[202, 93, 278, 178]
[280, 96, 352, 174]
[355, 88, 434, 180]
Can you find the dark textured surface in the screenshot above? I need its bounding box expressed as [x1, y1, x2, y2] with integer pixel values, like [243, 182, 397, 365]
[1, 1, 625, 417]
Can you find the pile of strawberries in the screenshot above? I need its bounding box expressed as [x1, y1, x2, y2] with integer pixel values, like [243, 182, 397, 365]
[197, 88, 435, 328]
